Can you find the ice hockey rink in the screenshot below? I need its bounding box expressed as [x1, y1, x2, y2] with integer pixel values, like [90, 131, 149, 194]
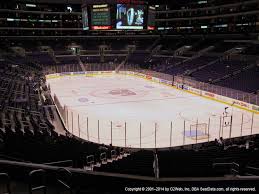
[47, 73, 259, 148]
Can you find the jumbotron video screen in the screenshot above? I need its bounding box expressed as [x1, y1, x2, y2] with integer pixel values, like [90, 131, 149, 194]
[116, 4, 144, 30]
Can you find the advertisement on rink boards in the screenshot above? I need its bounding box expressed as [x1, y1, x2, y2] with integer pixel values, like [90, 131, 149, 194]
[189, 87, 202, 95]
[133, 72, 146, 78]
[45, 73, 59, 79]
[179, 83, 258, 113]
[73, 72, 86, 75]
[173, 81, 258, 114]
[60, 72, 71, 76]
[152, 77, 160, 83]
[159, 79, 172, 86]
[145, 74, 152, 80]
[176, 83, 189, 90]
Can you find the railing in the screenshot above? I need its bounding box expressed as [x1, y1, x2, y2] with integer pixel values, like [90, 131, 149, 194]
[29, 169, 47, 194]
[56, 168, 73, 194]
[43, 160, 73, 167]
[245, 166, 259, 176]
[53, 93, 66, 125]
[0, 159, 259, 193]
[213, 162, 240, 175]
[1, 159, 258, 181]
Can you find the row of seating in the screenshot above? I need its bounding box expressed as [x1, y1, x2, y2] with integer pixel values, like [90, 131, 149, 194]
[95, 135, 259, 177]
[0, 56, 128, 171]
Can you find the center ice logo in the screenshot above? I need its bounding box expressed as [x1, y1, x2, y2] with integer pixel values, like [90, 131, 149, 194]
[78, 97, 88, 103]
[144, 85, 155, 89]
[109, 89, 136, 96]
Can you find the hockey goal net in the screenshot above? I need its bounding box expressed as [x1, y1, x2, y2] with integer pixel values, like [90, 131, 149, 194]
[190, 123, 208, 135]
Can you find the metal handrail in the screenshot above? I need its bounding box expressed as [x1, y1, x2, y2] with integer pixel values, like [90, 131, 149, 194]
[0, 159, 259, 181]
[29, 169, 47, 194]
[213, 162, 240, 175]
[56, 168, 73, 194]
[43, 160, 73, 167]
[246, 166, 259, 171]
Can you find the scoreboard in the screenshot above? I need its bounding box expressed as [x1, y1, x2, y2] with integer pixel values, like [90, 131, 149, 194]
[91, 4, 112, 30]
[147, 6, 156, 30]
[82, 0, 155, 31]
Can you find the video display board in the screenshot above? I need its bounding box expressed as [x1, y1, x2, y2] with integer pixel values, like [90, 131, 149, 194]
[116, 4, 145, 30]
[91, 4, 112, 30]
[82, 6, 89, 30]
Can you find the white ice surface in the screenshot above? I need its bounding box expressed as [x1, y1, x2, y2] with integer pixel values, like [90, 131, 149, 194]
[47, 74, 259, 148]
